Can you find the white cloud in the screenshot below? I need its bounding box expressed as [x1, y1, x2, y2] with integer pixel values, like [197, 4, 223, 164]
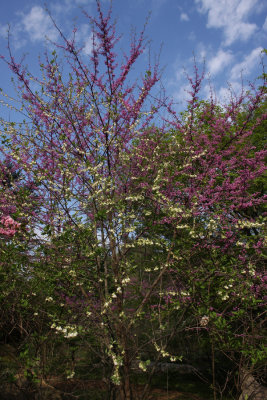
[180, 13, 189, 22]
[195, 41, 209, 60]
[188, 31, 196, 41]
[2, 1, 101, 51]
[56, 0, 94, 11]
[195, 0, 259, 45]
[73, 23, 90, 41]
[0, 22, 26, 49]
[172, 82, 191, 106]
[72, 0, 92, 4]
[72, 24, 99, 56]
[216, 81, 243, 104]
[263, 16, 267, 31]
[230, 47, 263, 79]
[21, 6, 58, 42]
[0, 24, 8, 39]
[207, 49, 233, 75]
[83, 32, 95, 56]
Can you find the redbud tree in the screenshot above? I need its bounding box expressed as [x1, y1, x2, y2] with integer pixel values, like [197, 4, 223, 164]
[1, 1, 266, 398]
[1, 2, 172, 397]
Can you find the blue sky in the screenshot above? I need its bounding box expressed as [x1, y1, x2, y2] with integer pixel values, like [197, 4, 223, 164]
[0, 0, 266, 116]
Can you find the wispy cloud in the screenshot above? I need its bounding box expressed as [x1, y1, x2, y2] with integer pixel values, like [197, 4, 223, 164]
[172, 82, 191, 107]
[263, 16, 267, 31]
[83, 32, 96, 56]
[50, 0, 95, 15]
[195, 0, 260, 46]
[137, 0, 168, 17]
[71, 0, 93, 4]
[1, 1, 100, 51]
[0, 24, 8, 39]
[216, 81, 243, 103]
[69, 23, 100, 56]
[21, 6, 58, 42]
[230, 47, 263, 80]
[188, 31, 196, 41]
[74, 24, 95, 56]
[0, 22, 26, 49]
[180, 12, 189, 22]
[207, 49, 233, 75]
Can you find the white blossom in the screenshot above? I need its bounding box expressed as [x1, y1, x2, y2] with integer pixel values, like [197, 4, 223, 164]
[200, 315, 209, 327]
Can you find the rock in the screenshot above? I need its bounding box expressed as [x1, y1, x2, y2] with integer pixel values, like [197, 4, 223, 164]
[132, 360, 197, 374]
[239, 369, 267, 400]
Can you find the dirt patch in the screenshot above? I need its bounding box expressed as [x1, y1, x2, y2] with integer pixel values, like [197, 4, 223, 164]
[0, 377, 209, 399]
[134, 386, 204, 400]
